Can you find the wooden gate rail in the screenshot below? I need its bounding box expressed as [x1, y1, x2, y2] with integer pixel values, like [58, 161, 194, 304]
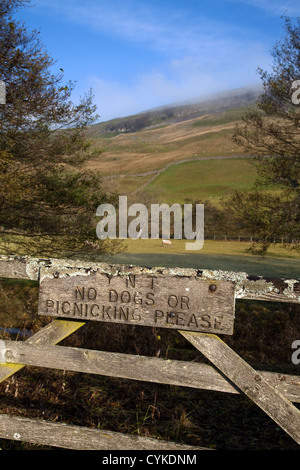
[0, 413, 203, 451]
[180, 332, 300, 444]
[0, 254, 299, 303]
[0, 255, 299, 450]
[1, 339, 300, 403]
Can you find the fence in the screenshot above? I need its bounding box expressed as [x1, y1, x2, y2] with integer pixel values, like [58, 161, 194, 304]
[205, 234, 299, 243]
[0, 254, 299, 450]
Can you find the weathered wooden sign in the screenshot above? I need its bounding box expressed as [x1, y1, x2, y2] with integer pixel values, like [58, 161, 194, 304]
[38, 265, 236, 334]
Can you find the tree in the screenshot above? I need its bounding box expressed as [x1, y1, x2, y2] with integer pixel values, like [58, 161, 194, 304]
[229, 16, 300, 254]
[0, 0, 121, 257]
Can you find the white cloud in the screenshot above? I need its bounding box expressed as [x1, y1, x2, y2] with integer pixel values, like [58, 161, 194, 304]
[87, 77, 140, 121]
[53, 0, 269, 120]
[33, 0, 277, 120]
[89, 42, 267, 121]
[35, 0, 182, 52]
[35, 0, 252, 56]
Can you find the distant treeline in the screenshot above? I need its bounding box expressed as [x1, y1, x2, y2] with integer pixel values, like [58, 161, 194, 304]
[123, 199, 249, 239]
[122, 198, 298, 247]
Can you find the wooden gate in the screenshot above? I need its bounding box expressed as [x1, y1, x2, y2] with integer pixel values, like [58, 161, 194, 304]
[0, 255, 299, 450]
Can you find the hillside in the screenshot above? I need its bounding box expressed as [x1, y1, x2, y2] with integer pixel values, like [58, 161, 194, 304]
[88, 86, 261, 135]
[85, 103, 259, 178]
[83, 88, 261, 200]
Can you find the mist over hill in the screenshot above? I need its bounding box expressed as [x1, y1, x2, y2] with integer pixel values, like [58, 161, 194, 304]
[88, 85, 262, 136]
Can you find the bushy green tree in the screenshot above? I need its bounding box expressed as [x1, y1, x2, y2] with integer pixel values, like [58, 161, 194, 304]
[0, 0, 120, 256]
[230, 16, 300, 254]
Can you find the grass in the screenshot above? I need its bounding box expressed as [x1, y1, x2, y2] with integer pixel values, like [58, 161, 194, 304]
[122, 237, 300, 258]
[98, 155, 258, 199]
[146, 157, 258, 204]
[101, 174, 153, 195]
[191, 106, 252, 128]
[103, 239, 300, 278]
[84, 105, 257, 201]
[85, 111, 243, 176]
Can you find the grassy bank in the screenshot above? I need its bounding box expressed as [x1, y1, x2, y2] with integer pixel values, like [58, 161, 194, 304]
[123, 238, 299, 258]
[102, 239, 299, 278]
[145, 157, 258, 204]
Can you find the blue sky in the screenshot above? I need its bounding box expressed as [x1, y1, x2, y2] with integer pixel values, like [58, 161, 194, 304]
[16, 0, 300, 121]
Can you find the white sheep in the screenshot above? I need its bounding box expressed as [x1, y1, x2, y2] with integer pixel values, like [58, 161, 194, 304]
[162, 239, 172, 247]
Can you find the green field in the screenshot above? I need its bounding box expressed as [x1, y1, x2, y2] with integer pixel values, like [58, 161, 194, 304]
[102, 239, 300, 278]
[145, 157, 258, 204]
[103, 251, 300, 278]
[123, 238, 298, 257]
[87, 104, 261, 201]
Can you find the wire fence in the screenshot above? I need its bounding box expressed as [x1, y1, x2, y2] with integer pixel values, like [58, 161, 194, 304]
[205, 235, 299, 244]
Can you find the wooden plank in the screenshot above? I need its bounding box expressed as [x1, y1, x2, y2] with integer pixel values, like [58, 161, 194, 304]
[235, 276, 300, 303]
[1, 341, 300, 402]
[262, 371, 300, 403]
[0, 320, 85, 383]
[38, 266, 236, 334]
[180, 331, 300, 445]
[0, 256, 40, 281]
[0, 413, 205, 450]
[0, 255, 299, 303]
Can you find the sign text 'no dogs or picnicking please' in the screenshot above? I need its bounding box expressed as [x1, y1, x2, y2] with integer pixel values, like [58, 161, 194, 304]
[38, 266, 236, 335]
